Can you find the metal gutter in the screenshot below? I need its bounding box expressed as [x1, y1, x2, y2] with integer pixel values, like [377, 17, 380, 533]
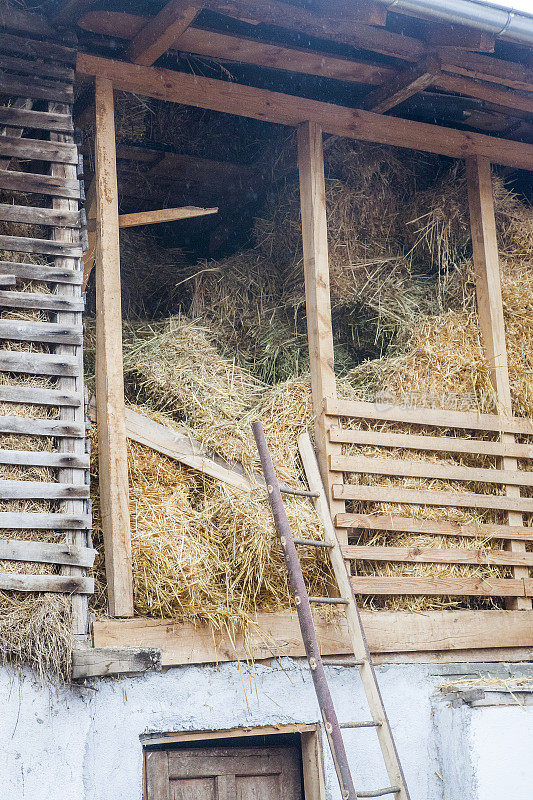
[382, 0, 533, 45]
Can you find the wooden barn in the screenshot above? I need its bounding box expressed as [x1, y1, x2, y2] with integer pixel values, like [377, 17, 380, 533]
[0, 1, 532, 798]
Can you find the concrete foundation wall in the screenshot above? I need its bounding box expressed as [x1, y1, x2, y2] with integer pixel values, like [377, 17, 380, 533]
[0, 659, 531, 799]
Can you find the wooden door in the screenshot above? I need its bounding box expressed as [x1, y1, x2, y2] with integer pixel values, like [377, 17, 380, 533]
[145, 744, 303, 800]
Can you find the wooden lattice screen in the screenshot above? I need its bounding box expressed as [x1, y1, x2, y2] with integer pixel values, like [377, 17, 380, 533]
[0, 15, 94, 637]
[324, 397, 533, 603]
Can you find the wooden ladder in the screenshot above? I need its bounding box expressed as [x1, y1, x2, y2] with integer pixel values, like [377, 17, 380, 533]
[252, 422, 410, 800]
[0, 15, 94, 638]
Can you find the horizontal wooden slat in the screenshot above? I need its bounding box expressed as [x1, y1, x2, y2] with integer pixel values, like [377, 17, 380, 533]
[335, 513, 533, 541]
[331, 454, 533, 487]
[0, 511, 90, 529]
[0, 539, 95, 567]
[325, 397, 533, 436]
[349, 576, 527, 597]
[72, 647, 162, 679]
[0, 203, 80, 228]
[342, 544, 533, 567]
[0, 260, 82, 284]
[0, 448, 89, 468]
[0, 6, 55, 38]
[93, 610, 533, 664]
[0, 274, 15, 287]
[0, 234, 81, 257]
[0, 416, 84, 437]
[0, 169, 81, 199]
[332, 483, 533, 513]
[0, 135, 77, 165]
[0, 573, 93, 593]
[0, 319, 83, 345]
[0, 290, 84, 311]
[0, 71, 73, 103]
[0, 32, 75, 64]
[0, 350, 79, 376]
[0, 55, 73, 83]
[329, 426, 533, 460]
[0, 480, 89, 499]
[0, 385, 81, 407]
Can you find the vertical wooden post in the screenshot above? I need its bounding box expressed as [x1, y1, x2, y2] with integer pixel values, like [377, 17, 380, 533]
[297, 121, 346, 543]
[94, 77, 134, 617]
[466, 155, 530, 610]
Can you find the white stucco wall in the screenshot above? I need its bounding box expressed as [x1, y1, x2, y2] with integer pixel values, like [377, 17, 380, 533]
[0, 659, 531, 800]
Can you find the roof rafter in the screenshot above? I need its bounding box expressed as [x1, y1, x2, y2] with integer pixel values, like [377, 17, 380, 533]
[127, 0, 201, 66]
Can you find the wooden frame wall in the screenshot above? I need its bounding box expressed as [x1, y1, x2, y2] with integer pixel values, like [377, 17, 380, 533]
[84, 39, 533, 645]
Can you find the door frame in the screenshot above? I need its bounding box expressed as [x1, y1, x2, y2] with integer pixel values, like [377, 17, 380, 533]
[142, 723, 325, 800]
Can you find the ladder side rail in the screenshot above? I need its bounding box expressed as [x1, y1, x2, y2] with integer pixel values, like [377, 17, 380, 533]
[252, 420, 358, 800]
[298, 432, 410, 800]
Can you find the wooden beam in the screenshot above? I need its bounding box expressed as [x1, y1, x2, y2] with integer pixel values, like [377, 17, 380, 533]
[437, 47, 533, 93]
[423, 21, 495, 52]
[76, 54, 533, 170]
[297, 121, 345, 539]
[465, 155, 531, 611]
[362, 58, 438, 113]
[434, 72, 533, 116]
[127, 1, 200, 66]
[119, 206, 217, 228]
[92, 610, 533, 665]
[79, 11, 397, 86]
[71, 646, 162, 679]
[94, 77, 133, 618]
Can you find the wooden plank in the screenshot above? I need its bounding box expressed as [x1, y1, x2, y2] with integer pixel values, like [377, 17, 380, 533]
[0, 290, 84, 311]
[71, 646, 162, 679]
[0, 105, 73, 133]
[350, 576, 527, 597]
[94, 76, 133, 618]
[0, 203, 81, 228]
[0, 169, 81, 200]
[75, 54, 533, 171]
[0, 274, 15, 287]
[0, 480, 89, 500]
[332, 483, 533, 513]
[142, 723, 319, 747]
[434, 72, 533, 115]
[0, 350, 80, 377]
[0, 260, 83, 284]
[80, 11, 397, 86]
[362, 58, 437, 113]
[341, 544, 533, 568]
[0, 234, 81, 258]
[0, 539, 95, 567]
[0, 512, 91, 529]
[0, 32, 77, 65]
[117, 206, 218, 228]
[335, 514, 533, 542]
[92, 609, 533, 663]
[0, 320, 83, 345]
[128, 1, 200, 66]
[297, 121, 345, 538]
[328, 426, 533, 460]
[437, 47, 533, 93]
[0, 71, 73, 104]
[424, 21, 495, 52]
[466, 154, 529, 610]
[331, 454, 533, 488]
[124, 407, 253, 491]
[0, 6, 55, 37]
[0, 135, 78, 166]
[0, 449, 89, 468]
[0, 385, 82, 407]
[0, 54, 74, 83]
[0, 416, 84, 437]
[324, 397, 533, 436]
[0, 573, 93, 593]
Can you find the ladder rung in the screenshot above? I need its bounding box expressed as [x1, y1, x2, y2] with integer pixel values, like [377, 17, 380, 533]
[308, 596, 348, 604]
[279, 486, 319, 498]
[293, 538, 333, 548]
[356, 788, 400, 798]
[322, 659, 364, 667]
[340, 720, 382, 728]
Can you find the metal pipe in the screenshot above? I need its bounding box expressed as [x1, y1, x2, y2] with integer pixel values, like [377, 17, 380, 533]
[252, 420, 359, 800]
[382, 0, 533, 44]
